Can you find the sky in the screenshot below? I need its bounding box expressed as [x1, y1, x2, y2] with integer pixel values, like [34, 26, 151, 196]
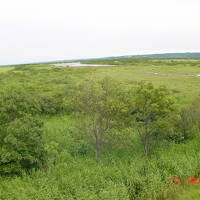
[0, 0, 200, 65]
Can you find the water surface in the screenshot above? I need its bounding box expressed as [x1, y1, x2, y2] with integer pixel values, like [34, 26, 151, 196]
[52, 62, 114, 67]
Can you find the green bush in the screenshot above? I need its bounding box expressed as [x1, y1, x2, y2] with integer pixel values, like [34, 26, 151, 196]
[0, 115, 46, 175]
[174, 98, 200, 141]
[0, 89, 41, 123]
[132, 82, 175, 156]
[39, 94, 64, 115]
[0, 88, 65, 119]
[70, 77, 133, 158]
[0, 89, 47, 175]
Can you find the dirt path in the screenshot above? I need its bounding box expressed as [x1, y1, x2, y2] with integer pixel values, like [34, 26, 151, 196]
[141, 71, 200, 77]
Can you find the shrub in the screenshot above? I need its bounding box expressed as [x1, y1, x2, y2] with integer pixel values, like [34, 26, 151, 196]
[0, 88, 65, 119]
[132, 82, 175, 156]
[70, 77, 132, 158]
[0, 89, 47, 175]
[39, 94, 64, 115]
[0, 89, 41, 123]
[175, 98, 200, 141]
[0, 115, 46, 175]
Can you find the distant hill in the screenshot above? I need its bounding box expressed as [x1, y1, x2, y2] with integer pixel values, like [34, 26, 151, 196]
[1, 52, 200, 67]
[124, 52, 200, 59]
[81, 52, 200, 62]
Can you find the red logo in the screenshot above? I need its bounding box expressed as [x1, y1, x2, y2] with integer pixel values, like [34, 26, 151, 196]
[171, 177, 200, 184]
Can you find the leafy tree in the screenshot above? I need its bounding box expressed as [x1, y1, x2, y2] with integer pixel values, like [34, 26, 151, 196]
[132, 82, 175, 156]
[71, 77, 132, 158]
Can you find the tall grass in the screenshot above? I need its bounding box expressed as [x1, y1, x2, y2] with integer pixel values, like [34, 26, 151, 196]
[1, 115, 200, 200]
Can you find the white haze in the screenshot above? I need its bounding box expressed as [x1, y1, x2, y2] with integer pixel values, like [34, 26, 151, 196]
[0, 0, 200, 65]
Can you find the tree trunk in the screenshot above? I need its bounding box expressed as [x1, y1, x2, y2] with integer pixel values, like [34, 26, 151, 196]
[143, 122, 150, 157]
[94, 134, 101, 160]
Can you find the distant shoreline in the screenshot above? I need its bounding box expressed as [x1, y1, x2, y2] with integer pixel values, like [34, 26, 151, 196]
[1, 52, 200, 67]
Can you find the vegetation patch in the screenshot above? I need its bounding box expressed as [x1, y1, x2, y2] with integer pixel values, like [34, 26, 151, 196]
[0, 58, 200, 199]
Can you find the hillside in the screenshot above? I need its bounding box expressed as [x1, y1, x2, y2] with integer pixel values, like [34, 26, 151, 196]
[131, 52, 200, 59]
[93, 52, 200, 61]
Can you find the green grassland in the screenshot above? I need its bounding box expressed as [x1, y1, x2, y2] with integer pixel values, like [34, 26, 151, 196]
[1, 58, 200, 199]
[175, 186, 200, 200]
[0, 66, 14, 73]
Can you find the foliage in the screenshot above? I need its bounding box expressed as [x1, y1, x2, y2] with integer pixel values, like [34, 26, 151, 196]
[0, 59, 200, 199]
[1, 139, 200, 200]
[0, 89, 47, 174]
[0, 89, 41, 123]
[175, 98, 200, 140]
[0, 115, 46, 174]
[39, 94, 65, 115]
[132, 82, 175, 156]
[0, 88, 65, 122]
[70, 77, 132, 158]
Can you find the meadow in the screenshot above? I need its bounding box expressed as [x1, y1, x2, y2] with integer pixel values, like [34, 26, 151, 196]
[0, 58, 200, 200]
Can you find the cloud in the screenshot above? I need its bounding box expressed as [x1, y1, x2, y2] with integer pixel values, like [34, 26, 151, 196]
[0, 0, 200, 65]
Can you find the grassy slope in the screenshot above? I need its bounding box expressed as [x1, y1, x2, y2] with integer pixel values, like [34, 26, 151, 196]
[175, 186, 200, 200]
[0, 66, 14, 73]
[1, 59, 200, 199]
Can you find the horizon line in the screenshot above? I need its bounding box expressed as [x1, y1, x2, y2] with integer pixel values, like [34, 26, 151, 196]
[1, 51, 200, 67]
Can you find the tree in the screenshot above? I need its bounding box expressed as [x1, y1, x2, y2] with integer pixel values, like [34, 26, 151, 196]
[132, 82, 175, 156]
[71, 77, 131, 158]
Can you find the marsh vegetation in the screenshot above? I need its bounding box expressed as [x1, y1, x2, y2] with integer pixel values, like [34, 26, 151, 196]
[1, 58, 200, 199]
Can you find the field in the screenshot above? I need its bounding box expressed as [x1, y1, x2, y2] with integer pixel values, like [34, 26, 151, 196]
[0, 66, 14, 74]
[0, 58, 200, 200]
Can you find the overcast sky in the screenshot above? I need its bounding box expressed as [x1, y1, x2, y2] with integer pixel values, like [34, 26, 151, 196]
[0, 0, 200, 65]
